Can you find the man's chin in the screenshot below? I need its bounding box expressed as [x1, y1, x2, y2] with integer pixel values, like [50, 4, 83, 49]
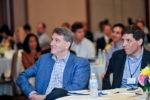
[125, 51, 130, 55]
[50, 51, 55, 55]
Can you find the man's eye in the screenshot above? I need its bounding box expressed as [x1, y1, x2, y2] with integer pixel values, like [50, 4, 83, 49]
[127, 39, 131, 43]
[56, 39, 60, 42]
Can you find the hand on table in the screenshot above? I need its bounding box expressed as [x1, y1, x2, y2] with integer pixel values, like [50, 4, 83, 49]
[101, 71, 106, 80]
[30, 93, 46, 100]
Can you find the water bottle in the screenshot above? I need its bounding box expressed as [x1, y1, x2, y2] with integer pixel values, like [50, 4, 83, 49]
[97, 49, 102, 65]
[90, 73, 98, 98]
[102, 50, 106, 66]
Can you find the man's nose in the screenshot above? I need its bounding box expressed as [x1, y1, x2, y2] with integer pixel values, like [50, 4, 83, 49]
[122, 41, 127, 47]
[50, 40, 54, 46]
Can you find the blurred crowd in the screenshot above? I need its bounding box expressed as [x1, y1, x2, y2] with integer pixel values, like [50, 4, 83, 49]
[0, 17, 150, 70]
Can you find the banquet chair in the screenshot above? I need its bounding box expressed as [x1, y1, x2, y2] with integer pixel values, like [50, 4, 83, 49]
[12, 49, 36, 96]
[11, 49, 24, 95]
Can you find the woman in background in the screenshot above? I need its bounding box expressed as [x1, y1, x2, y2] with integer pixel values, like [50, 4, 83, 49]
[13, 27, 26, 49]
[0, 25, 14, 50]
[22, 34, 41, 69]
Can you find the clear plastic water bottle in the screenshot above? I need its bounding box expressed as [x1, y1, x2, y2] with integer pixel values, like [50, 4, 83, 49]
[90, 73, 98, 98]
[96, 49, 102, 65]
[102, 50, 106, 66]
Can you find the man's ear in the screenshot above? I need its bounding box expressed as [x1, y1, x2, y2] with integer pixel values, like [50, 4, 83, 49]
[138, 38, 143, 46]
[65, 42, 71, 50]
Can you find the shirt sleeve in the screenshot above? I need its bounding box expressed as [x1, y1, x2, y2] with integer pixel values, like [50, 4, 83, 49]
[29, 91, 37, 98]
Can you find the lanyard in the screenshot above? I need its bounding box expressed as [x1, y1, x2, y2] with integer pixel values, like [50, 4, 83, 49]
[128, 56, 142, 78]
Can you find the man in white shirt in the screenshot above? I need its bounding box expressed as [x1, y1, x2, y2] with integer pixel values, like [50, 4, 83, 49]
[36, 23, 50, 49]
[71, 22, 95, 59]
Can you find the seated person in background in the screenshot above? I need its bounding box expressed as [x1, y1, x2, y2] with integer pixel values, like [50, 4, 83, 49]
[136, 21, 149, 44]
[36, 23, 50, 49]
[13, 27, 26, 49]
[136, 17, 149, 34]
[71, 22, 95, 60]
[96, 24, 112, 53]
[22, 34, 41, 69]
[0, 25, 14, 50]
[105, 24, 124, 69]
[94, 20, 108, 41]
[62, 22, 70, 30]
[83, 22, 94, 42]
[103, 25, 150, 90]
[101, 23, 124, 79]
[17, 28, 90, 100]
[24, 24, 32, 34]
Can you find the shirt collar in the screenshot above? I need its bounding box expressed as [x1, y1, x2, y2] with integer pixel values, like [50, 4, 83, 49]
[38, 32, 45, 37]
[128, 47, 144, 63]
[73, 38, 85, 46]
[114, 42, 122, 48]
[104, 35, 109, 43]
[52, 51, 70, 63]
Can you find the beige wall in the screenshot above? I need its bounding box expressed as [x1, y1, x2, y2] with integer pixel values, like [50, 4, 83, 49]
[90, 0, 145, 32]
[12, 0, 148, 34]
[13, 0, 27, 30]
[27, 0, 87, 37]
[122, 0, 145, 25]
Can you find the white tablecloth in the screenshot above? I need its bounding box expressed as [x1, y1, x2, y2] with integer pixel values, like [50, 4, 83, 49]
[0, 50, 15, 96]
[57, 88, 145, 100]
[0, 58, 12, 96]
[90, 64, 105, 89]
[0, 50, 15, 74]
[0, 58, 12, 74]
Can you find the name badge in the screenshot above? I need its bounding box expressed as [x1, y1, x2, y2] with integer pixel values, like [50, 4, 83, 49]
[127, 78, 136, 84]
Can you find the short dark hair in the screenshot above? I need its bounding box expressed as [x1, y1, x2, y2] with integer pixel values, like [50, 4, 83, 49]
[23, 33, 41, 53]
[71, 22, 83, 32]
[99, 21, 105, 31]
[41, 23, 46, 29]
[24, 24, 31, 31]
[53, 28, 73, 47]
[113, 23, 125, 35]
[123, 25, 145, 46]
[0, 24, 12, 36]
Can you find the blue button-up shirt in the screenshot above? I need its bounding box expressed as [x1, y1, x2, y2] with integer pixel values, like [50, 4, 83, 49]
[121, 48, 144, 88]
[45, 52, 70, 95]
[105, 42, 123, 70]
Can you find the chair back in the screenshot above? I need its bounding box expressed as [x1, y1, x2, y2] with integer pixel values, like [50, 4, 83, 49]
[11, 49, 24, 95]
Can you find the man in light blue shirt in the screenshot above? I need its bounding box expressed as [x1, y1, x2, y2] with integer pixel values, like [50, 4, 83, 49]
[17, 28, 90, 100]
[45, 52, 70, 95]
[105, 24, 125, 70]
[121, 48, 143, 88]
[102, 24, 124, 79]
